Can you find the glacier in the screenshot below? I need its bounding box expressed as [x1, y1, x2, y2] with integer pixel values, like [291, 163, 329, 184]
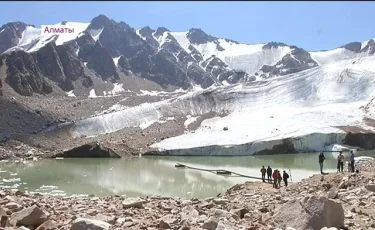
[66, 55, 375, 155]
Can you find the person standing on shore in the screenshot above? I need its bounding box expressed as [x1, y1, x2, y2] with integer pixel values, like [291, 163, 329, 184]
[337, 151, 344, 173]
[350, 150, 355, 172]
[272, 169, 278, 188]
[267, 166, 272, 183]
[260, 166, 266, 182]
[283, 170, 289, 187]
[277, 170, 282, 188]
[319, 152, 325, 174]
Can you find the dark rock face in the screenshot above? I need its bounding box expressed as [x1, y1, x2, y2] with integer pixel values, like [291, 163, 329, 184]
[262, 42, 289, 50]
[187, 28, 217, 45]
[56, 142, 120, 158]
[2, 14, 374, 97]
[35, 42, 71, 90]
[75, 33, 96, 62]
[5, 51, 52, 96]
[154, 27, 170, 37]
[201, 56, 239, 83]
[86, 42, 119, 81]
[117, 55, 131, 75]
[82, 76, 93, 88]
[0, 22, 28, 53]
[361, 39, 375, 55]
[55, 45, 85, 82]
[0, 78, 2, 96]
[187, 63, 215, 88]
[88, 15, 146, 58]
[341, 42, 362, 53]
[138, 26, 159, 48]
[256, 139, 296, 155]
[259, 46, 318, 78]
[188, 45, 204, 62]
[344, 132, 375, 150]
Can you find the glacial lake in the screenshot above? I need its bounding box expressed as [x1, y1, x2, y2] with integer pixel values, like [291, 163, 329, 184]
[0, 151, 374, 199]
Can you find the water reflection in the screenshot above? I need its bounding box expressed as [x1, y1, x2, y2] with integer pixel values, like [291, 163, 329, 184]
[0, 151, 373, 198]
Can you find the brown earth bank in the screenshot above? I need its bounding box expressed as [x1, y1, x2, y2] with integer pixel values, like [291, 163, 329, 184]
[0, 159, 374, 230]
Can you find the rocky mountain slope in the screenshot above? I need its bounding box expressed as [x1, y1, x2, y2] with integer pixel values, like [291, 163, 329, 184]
[1, 14, 374, 97]
[1, 14, 375, 157]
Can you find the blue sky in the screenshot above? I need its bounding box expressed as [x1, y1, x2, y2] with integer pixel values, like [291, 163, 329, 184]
[0, 1, 374, 51]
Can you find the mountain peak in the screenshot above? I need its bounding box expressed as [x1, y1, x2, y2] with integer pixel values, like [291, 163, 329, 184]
[187, 28, 217, 44]
[262, 42, 289, 49]
[90, 14, 113, 28]
[340, 42, 362, 53]
[154, 27, 170, 37]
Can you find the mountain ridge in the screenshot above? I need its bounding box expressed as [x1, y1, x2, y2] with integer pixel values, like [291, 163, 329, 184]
[0, 14, 374, 97]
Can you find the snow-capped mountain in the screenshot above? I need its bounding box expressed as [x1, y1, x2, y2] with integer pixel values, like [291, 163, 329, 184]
[1, 14, 375, 156]
[1, 14, 374, 97]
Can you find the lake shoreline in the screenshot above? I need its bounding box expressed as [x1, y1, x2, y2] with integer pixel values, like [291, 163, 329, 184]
[0, 158, 374, 229]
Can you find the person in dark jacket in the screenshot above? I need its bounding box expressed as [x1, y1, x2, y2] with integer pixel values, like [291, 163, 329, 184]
[319, 152, 325, 174]
[283, 170, 289, 187]
[350, 150, 355, 172]
[266, 166, 272, 183]
[260, 166, 266, 182]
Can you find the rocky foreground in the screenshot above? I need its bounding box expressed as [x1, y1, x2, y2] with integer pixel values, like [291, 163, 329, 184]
[0, 159, 375, 230]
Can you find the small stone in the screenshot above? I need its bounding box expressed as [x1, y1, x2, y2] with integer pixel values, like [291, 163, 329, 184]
[365, 184, 375, 192]
[115, 218, 125, 225]
[35, 220, 58, 230]
[258, 207, 269, 213]
[328, 188, 339, 199]
[5, 202, 21, 210]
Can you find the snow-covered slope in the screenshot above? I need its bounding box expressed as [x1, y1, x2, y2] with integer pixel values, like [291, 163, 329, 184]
[310, 48, 371, 65]
[68, 55, 375, 154]
[2, 22, 90, 54]
[168, 31, 293, 75]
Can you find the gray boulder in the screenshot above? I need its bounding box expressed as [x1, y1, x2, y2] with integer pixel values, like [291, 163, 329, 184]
[273, 196, 344, 230]
[69, 218, 110, 230]
[10, 205, 49, 227]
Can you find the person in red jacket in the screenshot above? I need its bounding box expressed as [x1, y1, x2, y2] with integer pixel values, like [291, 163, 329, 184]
[272, 169, 279, 188]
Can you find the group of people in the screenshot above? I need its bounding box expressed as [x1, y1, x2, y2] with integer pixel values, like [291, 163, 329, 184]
[260, 166, 289, 189]
[319, 150, 356, 174]
[258, 150, 357, 189]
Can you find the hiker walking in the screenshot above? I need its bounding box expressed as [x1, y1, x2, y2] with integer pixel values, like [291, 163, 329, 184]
[283, 170, 289, 187]
[272, 169, 278, 188]
[260, 166, 267, 182]
[267, 166, 272, 183]
[350, 150, 355, 172]
[318, 152, 325, 174]
[277, 170, 282, 188]
[337, 151, 344, 173]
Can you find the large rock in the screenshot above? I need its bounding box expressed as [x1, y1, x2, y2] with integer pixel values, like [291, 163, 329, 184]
[122, 198, 146, 208]
[69, 218, 111, 230]
[10, 205, 49, 227]
[273, 196, 344, 230]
